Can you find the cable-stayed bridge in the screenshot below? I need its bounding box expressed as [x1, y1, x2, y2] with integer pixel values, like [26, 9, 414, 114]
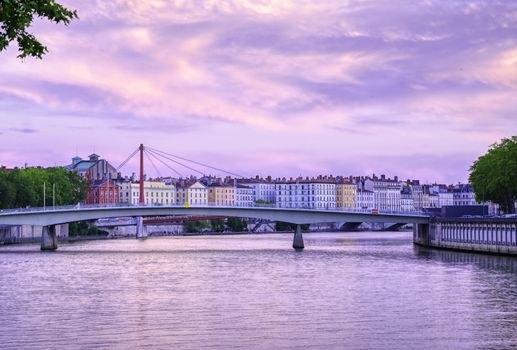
[0, 204, 429, 250]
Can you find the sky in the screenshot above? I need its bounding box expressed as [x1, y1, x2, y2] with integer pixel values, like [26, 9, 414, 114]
[1, 0, 516, 183]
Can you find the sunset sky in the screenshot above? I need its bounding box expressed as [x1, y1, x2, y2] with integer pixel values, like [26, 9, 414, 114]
[1, 0, 516, 183]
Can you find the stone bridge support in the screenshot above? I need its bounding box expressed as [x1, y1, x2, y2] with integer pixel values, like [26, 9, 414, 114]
[136, 216, 147, 239]
[41, 225, 58, 251]
[293, 224, 304, 250]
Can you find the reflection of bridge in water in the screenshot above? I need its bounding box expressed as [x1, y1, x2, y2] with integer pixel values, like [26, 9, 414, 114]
[0, 204, 429, 251]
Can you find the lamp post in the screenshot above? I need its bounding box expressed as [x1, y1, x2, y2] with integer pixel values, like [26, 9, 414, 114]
[43, 182, 46, 210]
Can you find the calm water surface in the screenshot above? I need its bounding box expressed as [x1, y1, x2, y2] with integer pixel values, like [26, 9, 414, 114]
[1, 232, 517, 350]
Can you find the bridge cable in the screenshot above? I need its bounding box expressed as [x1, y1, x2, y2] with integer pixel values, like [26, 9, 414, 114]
[147, 146, 244, 178]
[143, 149, 162, 178]
[116, 147, 140, 171]
[146, 148, 205, 177]
[145, 149, 184, 177]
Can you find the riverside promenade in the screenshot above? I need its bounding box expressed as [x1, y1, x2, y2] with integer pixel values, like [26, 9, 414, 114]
[414, 218, 517, 255]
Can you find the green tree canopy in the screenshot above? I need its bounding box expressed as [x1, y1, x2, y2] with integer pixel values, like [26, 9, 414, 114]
[0, 0, 77, 59]
[226, 217, 247, 232]
[275, 222, 310, 232]
[210, 218, 225, 232]
[184, 220, 211, 233]
[0, 166, 87, 209]
[469, 136, 517, 214]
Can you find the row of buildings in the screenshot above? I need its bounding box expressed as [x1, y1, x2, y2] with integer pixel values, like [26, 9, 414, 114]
[67, 153, 492, 213]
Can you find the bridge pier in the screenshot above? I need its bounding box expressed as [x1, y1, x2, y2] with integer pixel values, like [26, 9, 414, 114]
[41, 225, 58, 251]
[293, 224, 304, 250]
[136, 216, 147, 239]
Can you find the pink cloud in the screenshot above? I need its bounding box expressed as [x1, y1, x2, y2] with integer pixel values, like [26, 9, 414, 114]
[0, 0, 516, 183]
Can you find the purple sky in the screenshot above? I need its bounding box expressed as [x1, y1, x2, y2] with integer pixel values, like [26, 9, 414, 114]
[1, 0, 516, 183]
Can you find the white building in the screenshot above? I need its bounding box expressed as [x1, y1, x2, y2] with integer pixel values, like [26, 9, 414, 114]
[119, 180, 176, 205]
[356, 189, 374, 210]
[364, 175, 402, 212]
[400, 187, 415, 212]
[423, 193, 440, 208]
[453, 184, 478, 206]
[438, 191, 454, 207]
[409, 181, 423, 210]
[276, 180, 336, 209]
[235, 185, 254, 207]
[241, 182, 276, 203]
[177, 181, 208, 206]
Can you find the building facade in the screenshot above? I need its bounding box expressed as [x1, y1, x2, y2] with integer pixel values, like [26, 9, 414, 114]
[177, 181, 208, 206]
[67, 153, 118, 181]
[356, 189, 375, 210]
[276, 180, 336, 209]
[119, 181, 176, 205]
[240, 182, 276, 203]
[336, 181, 357, 210]
[453, 184, 479, 206]
[400, 187, 415, 212]
[235, 185, 254, 207]
[207, 184, 235, 206]
[86, 180, 119, 205]
[364, 176, 402, 212]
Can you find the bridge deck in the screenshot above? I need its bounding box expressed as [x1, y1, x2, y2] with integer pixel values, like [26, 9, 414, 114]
[0, 205, 430, 226]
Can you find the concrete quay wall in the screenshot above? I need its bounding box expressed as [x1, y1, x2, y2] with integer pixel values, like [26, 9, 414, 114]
[0, 224, 69, 244]
[414, 218, 517, 255]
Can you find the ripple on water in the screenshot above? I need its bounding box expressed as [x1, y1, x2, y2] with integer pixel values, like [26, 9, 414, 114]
[1, 232, 516, 350]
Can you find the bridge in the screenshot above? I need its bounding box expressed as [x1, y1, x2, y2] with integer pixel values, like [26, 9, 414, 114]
[0, 204, 429, 251]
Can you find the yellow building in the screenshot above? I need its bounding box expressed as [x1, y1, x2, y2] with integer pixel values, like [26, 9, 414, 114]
[176, 181, 208, 206]
[207, 184, 235, 206]
[336, 181, 357, 210]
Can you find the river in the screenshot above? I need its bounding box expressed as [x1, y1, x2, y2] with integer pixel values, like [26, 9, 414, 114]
[1, 232, 516, 349]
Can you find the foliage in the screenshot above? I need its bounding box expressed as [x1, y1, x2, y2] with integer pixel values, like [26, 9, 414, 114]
[226, 217, 247, 232]
[69, 221, 87, 236]
[0, 166, 87, 209]
[184, 220, 211, 233]
[469, 136, 517, 214]
[275, 222, 309, 231]
[87, 226, 99, 236]
[210, 219, 225, 232]
[69, 222, 107, 237]
[0, 0, 78, 59]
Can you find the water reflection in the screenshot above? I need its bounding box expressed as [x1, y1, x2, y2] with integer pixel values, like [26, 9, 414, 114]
[414, 244, 517, 273]
[0, 232, 516, 350]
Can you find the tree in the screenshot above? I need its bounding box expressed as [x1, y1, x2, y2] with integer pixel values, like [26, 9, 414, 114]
[210, 219, 225, 232]
[0, 170, 16, 208]
[226, 217, 247, 232]
[0, 166, 87, 209]
[275, 222, 309, 231]
[184, 220, 211, 233]
[0, 0, 78, 59]
[469, 136, 517, 214]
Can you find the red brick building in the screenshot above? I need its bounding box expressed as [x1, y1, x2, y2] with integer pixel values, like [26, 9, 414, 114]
[86, 180, 120, 205]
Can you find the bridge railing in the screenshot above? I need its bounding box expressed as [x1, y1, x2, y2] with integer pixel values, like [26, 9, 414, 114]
[0, 202, 428, 217]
